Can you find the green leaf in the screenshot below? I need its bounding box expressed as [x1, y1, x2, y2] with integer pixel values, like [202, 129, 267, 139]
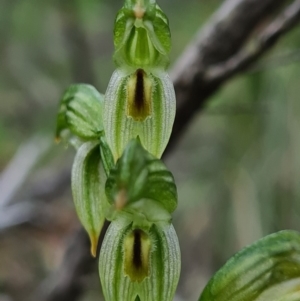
[72, 141, 109, 257]
[55, 84, 104, 143]
[99, 219, 180, 301]
[199, 230, 300, 301]
[105, 140, 177, 227]
[103, 68, 176, 160]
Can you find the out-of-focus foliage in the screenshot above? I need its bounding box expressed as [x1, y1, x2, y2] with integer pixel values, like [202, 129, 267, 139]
[1, 0, 300, 301]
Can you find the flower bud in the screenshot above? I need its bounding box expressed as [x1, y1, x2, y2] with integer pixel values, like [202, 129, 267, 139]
[114, 0, 171, 69]
[103, 68, 175, 160]
[99, 219, 180, 301]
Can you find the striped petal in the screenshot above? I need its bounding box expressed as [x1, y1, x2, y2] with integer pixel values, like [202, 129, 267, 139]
[103, 68, 175, 160]
[99, 219, 180, 301]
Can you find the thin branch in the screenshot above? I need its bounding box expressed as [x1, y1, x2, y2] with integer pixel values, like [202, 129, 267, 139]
[205, 0, 300, 82]
[168, 0, 287, 152]
[0, 135, 51, 208]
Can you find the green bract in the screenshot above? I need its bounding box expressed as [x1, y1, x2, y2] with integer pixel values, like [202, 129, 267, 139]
[199, 230, 300, 301]
[105, 139, 177, 229]
[72, 141, 109, 257]
[99, 218, 180, 301]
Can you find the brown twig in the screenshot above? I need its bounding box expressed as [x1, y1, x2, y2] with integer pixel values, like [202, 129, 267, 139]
[168, 0, 288, 152]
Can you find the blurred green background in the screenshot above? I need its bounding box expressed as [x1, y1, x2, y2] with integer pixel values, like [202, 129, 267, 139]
[1, 0, 300, 300]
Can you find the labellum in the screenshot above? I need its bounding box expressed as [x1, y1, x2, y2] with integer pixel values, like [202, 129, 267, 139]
[99, 220, 180, 301]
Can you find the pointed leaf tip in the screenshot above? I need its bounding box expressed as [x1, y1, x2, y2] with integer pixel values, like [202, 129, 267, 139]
[90, 232, 99, 258]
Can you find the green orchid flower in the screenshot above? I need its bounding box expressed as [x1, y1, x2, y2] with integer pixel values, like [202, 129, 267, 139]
[99, 140, 180, 301]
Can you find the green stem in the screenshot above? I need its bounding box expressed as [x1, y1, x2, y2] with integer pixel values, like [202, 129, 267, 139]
[100, 135, 115, 176]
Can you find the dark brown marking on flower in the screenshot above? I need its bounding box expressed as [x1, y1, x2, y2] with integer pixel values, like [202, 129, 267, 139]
[124, 228, 151, 282]
[127, 69, 152, 121]
[135, 69, 145, 113]
[133, 229, 142, 268]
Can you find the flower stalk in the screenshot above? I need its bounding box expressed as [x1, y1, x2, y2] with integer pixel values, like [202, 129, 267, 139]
[54, 0, 300, 301]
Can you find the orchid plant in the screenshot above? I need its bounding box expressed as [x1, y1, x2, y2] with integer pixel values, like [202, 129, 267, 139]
[55, 0, 300, 300]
